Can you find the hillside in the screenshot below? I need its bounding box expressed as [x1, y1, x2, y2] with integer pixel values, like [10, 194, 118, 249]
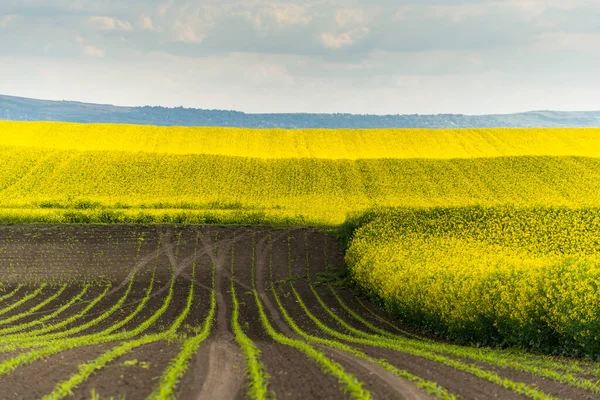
[1, 121, 600, 224]
[2, 94, 600, 128]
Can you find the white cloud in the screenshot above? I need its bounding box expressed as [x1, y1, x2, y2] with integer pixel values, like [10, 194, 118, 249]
[320, 7, 371, 50]
[0, 15, 16, 28]
[321, 27, 369, 49]
[531, 32, 600, 52]
[140, 15, 155, 30]
[393, 1, 594, 23]
[173, 23, 206, 43]
[89, 16, 133, 31]
[335, 8, 369, 28]
[82, 45, 106, 58]
[266, 4, 311, 27]
[74, 35, 106, 57]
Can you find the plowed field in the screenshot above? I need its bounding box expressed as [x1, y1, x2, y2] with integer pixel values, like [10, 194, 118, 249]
[0, 225, 597, 399]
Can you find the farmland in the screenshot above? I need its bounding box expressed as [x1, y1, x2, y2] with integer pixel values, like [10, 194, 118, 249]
[0, 121, 600, 398]
[0, 225, 599, 400]
[2, 122, 600, 224]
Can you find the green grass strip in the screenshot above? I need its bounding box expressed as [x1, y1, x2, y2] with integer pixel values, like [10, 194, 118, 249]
[0, 284, 90, 336]
[0, 284, 67, 326]
[274, 283, 455, 400]
[253, 288, 371, 400]
[42, 335, 159, 400]
[312, 285, 557, 399]
[0, 284, 46, 317]
[0, 284, 111, 349]
[328, 286, 600, 394]
[43, 233, 195, 400]
[231, 234, 270, 400]
[148, 233, 217, 400]
[0, 233, 153, 348]
[252, 233, 369, 400]
[0, 285, 23, 303]
[0, 235, 177, 374]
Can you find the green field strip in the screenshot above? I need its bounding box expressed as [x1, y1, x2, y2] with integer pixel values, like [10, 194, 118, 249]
[0, 284, 90, 336]
[149, 233, 217, 400]
[327, 286, 600, 394]
[0, 234, 180, 374]
[0, 284, 67, 326]
[0, 284, 111, 349]
[0, 283, 46, 318]
[0, 233, 154, 347]
[0, 256, 175, 375]
[252, 288, 370, 400]
[0, 285, 23, 303]
[41, 335, 159, 400]
[0, 281, 120, 347]
[231, 234, 271, 400]
[271, 282, 455, 399]
[353, 296, 429, 340]
[302, 283, 557, 399]
[279, 234, 455, 399]
[42, 234, 196, 400]
[333, 285, 600, 378]
[254, 233, 370, 400]
[287, 233, 557, 399]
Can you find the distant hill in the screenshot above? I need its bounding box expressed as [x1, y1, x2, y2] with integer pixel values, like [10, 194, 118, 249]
[2, 94, 600, 128]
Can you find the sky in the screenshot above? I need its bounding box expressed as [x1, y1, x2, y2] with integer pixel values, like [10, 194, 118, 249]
[0, 0, 599, 115]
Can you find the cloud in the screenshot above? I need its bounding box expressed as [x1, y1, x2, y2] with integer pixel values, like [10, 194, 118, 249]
[321, 27, 369, 50]
[0, 15, 16, 28]
[88, 16, 133, 31]
[75, 35, 106, 57]
[82, 44, 106, 57]
[263, 3, 311, 27]
[140, 15, 154, 30]
[1, 0, 600, 114]
[531, 32, 600, 52]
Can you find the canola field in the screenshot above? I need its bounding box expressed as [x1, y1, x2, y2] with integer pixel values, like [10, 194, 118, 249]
[345, 207, 600, 358]
[1, 120, 600, 364]
[1, 121, 600, 224]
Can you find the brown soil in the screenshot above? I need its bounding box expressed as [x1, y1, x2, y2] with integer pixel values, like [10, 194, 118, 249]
[0, 225, 597, 400]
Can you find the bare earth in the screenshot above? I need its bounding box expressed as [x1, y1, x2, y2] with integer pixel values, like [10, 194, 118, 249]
[0, 225, 597, 400]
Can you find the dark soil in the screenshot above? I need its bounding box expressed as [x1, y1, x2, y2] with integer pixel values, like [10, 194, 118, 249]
[0, 225, 597, 400]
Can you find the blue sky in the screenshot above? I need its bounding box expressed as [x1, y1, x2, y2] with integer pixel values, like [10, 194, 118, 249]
[1, 0, 599, 114]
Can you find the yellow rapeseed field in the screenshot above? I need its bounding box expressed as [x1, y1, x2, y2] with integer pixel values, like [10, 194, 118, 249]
[2, 121, 600, 356]
[1, 122, 600, 223]
[345, 207, 600, 356]
[2, 120, 600, 159]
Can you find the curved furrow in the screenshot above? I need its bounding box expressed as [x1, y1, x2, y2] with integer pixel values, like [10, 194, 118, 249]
[333, 283, 600, 378]
[268, 234, 454, 399]
[0, 284, 47, 318]
[0, 233, 181, 373]
[42, 234, 198, 400]
[292, 232, 559, 399]
[231, 233, 270, 399]
[0, 232, 158, 348]
[0, 284, 90, 336]
[0, 284, 67, 326]
[0, 284, 111, 350]
[148, 233, 217, 400]
[0, 250, 176, 375]
[0, 285, 23, 304]
[325, 285, 600, 396]
[251, 232, 371, 400]
[271, 282, 454, 399]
